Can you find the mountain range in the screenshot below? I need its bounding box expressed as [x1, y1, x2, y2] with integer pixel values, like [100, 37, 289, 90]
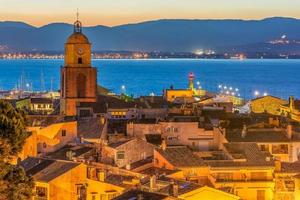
[0, 17, 300, 53]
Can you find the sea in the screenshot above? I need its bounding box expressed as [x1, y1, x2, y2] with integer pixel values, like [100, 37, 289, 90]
[0, 59, 299, 100]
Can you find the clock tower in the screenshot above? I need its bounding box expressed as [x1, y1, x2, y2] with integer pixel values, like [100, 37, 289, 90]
[60, 19, 97, 116]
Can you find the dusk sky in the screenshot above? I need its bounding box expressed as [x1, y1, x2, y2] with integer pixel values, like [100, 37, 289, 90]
[1, 0, 300, 27]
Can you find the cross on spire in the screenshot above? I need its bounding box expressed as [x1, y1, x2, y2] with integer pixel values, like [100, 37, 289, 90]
[76, 8, 79, 21]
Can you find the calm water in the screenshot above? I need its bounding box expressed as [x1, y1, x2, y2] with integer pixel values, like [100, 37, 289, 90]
[0, 59, 299, 99]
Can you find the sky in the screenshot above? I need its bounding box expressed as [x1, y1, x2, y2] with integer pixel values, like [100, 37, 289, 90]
[0, 0, 300, 27]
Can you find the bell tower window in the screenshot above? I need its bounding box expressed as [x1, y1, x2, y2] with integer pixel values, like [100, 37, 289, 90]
[78, 57, 83, 64]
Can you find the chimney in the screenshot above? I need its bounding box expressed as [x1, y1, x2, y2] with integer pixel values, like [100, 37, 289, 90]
[275, 159, 281, 172]
[241, 124, 247, 138]
[289, 96, 295, 111]
[161, 139, 167, 151]
[149, 175, 157, 192]
[287, 124, 293, 139]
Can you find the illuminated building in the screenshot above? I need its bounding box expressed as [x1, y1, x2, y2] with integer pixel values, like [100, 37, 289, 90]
[250, 95, 288, 115]
[15, 97, 55, 115]
[224, 125, 300, 163]
[280, 96, 300, 122]
[154, 143, 276, 200]
[164, 73, 206, 102]
[274, 161, 300, 200]
[28, 121, 78, 154]
[20, 157, 87, 200]
[60, 18, 97, 116]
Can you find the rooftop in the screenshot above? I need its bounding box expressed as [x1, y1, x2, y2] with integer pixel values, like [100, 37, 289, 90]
[281, 162, 300, 173]
[78, 95, 170, 114]
[108, 139, 133, 149]
[20, 157, 81, 183]
[225, 128, 300, 143]
[30, 97, 53, 104]
[205, 143, 274, 168]
[155, 146, 205, 168]
[112, 189, 173, 200]
[157, 177, 202, 195]
[66, 32, 90, 44]
[77, 117, 105, 139]
[46, 145, 94, 161]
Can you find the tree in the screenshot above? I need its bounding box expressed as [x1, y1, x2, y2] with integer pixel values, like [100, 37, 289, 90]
[0, 100, 34, 200]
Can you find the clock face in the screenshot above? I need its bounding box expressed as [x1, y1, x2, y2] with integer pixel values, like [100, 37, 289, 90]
[77, 48, 84, 55]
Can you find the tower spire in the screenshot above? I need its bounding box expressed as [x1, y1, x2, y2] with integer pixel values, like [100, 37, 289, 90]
[74, 8, 82, 33]
[76, 8, 79, 21]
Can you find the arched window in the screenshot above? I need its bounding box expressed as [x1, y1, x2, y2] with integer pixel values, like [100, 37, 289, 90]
[77, 73, 86, 98]
[78, 57, 83, 64]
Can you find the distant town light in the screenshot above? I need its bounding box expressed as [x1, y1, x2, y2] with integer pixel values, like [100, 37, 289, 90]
[229, 87, 233, 91]
[263, 92, 268, 96]
[121, 85, 126, 90]
[235, 88, 239, 92]
[196, 81, 200, 85]
[254, 90, 260, 97]
[195, 49, 204, 55]
[224, 86, 227, 89]
[218, 84, 222, 88]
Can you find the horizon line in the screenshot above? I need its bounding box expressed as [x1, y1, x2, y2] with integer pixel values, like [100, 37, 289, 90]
[0, 16, 299, 28]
